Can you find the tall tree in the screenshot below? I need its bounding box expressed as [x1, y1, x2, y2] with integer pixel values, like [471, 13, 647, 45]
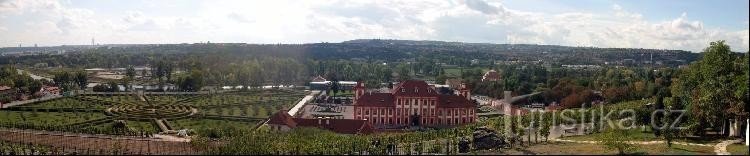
[75, 71, 87, 90]
[673, 40, 747, 135]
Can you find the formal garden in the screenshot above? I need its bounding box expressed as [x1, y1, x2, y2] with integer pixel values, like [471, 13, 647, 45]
[0, 89, 306, 154]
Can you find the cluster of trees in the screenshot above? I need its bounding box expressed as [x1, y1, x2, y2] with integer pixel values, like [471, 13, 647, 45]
[51, 70, 87, 92]
[0, 66, 46, 103]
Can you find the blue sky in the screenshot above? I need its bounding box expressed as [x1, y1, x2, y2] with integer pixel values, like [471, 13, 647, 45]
[503, 0, 749, 30]
[0, 0, 747, 52]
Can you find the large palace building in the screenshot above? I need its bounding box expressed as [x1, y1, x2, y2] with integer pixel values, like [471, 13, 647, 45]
[353, 80, 476, 128]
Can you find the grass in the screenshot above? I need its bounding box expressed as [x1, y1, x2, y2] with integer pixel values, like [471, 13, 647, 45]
[0, 111, 107, 126]
[475, 141, 714, 155]
[170, 119, 259, 131]
[563, 128, 659, 141]
[443, 68, 461, 77]
[562, 127, 727, 145]
[726, 143, 748, 155]
[126, 120, 159, 133]
[21, 98, 107, 109]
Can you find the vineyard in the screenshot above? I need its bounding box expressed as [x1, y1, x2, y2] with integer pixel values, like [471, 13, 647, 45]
[0, 89, 306, 155]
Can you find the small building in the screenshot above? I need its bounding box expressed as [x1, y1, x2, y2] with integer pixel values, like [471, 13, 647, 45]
[265, 111, 374, 134]
[481, 70, 501, 82]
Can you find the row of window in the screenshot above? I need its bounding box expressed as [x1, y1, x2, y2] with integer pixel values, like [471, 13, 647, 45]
[356, 107, 474, 116]
[396, 98, 436, 106]
[357, 116, 475, 125]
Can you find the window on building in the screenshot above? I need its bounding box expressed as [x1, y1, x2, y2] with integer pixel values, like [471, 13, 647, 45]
[401, 88, 405, 92]
[389, 109, 392, 115]
[365, 110, 369, 115]
[397, 109, 401, 115]
[414, 87, 418, 93]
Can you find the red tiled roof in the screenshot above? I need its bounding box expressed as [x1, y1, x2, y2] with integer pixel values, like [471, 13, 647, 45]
[391, 80, 439, 97]
[293, 118, 374, 134]
[356, 93, 394, 107]
[437, 95, 474, 108]
[355, 80, 474, 109]
[267, 112, 297, 127]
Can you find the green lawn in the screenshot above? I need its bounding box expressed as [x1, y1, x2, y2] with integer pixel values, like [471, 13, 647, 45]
[126, 120, 160, 133]
[443, 68, 462, 77]
[562, 127, 726, 145]
[727, 143, 748, 155]
[475, 141, 714, 155]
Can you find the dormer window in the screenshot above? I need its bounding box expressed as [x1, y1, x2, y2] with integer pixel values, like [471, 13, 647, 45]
[414, 87, 418, 93]
[401, 88, 405, 92]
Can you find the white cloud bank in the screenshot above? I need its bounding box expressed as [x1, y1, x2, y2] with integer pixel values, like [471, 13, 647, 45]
[0, 0, 747, 52]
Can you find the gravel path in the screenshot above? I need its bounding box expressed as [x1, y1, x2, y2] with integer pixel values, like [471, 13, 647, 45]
[714, 139, 742, 155]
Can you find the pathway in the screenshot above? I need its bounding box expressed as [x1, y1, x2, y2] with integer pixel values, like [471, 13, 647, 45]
[288, 90, 319, 116]
[0, 95, 63, 109]
[552, 138, 712, 147]
[714, 139, 742, 155]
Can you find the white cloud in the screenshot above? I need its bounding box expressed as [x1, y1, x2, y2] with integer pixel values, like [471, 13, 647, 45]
[227, 12, 254, 23]
[0, 0, 747, 52]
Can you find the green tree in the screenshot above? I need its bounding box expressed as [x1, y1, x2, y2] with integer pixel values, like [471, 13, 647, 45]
[673, 40, 747, 135]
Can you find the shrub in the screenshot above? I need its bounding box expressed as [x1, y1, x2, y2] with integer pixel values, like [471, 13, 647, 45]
[599, 129, 634, 155]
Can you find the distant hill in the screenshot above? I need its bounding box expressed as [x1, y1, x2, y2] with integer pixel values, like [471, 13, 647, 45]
[1, 39, 706, 67]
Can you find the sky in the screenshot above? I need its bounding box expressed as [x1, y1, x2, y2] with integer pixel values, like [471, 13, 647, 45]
[0, 0, 747, 52]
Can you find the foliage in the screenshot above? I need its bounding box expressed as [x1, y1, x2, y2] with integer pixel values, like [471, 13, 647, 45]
[672, 40, 748, 135]
[599, 128, 634, 155]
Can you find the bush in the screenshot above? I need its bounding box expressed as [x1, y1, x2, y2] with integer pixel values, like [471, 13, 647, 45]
[599, 129, 634, 155]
